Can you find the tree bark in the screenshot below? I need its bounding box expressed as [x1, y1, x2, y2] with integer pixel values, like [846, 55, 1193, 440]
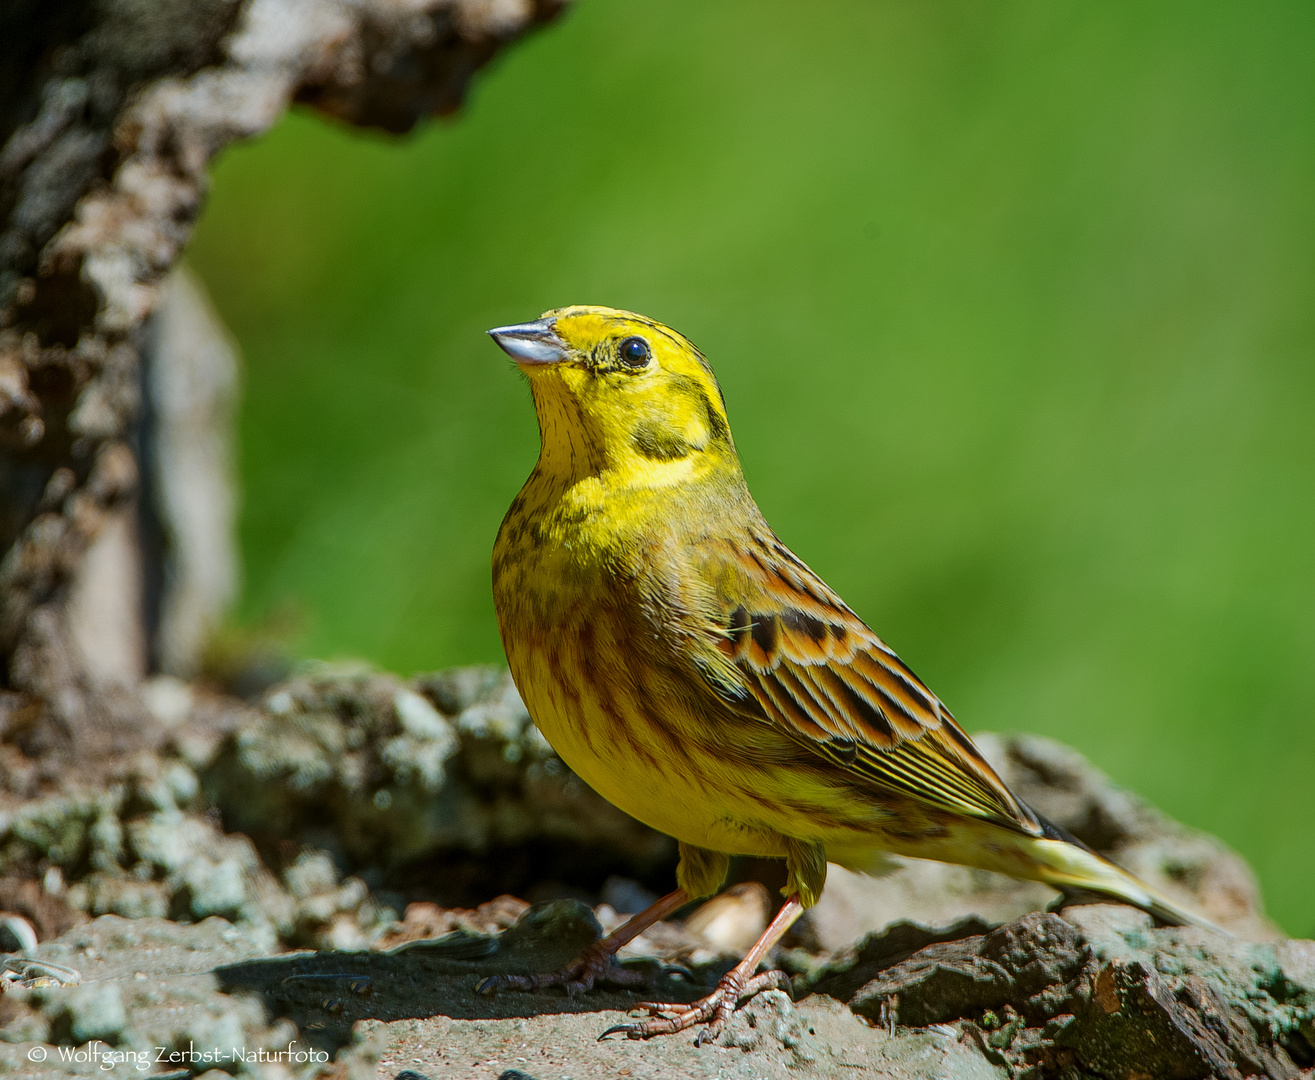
[0, 0, 566, 755]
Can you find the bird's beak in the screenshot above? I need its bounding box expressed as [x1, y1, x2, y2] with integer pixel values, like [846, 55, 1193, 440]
[487, 318, 570, 366]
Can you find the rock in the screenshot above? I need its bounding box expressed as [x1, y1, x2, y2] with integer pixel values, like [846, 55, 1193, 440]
[808, 916, 1001, 1007]
[200, 666, 463, 866]
[378, 895, 531, 947]
[69, 873, 170, 920]
[599, 874, 658, 915]
[685, 881, 773, 957]
[0, 875, 79, 940]
[0, 915, 279, 1072]
[1068, 958, 1285, 1080]
[806, 903, 1315, 1079]
[0, 665, 673, 954]
[0, 663, 1282, 980]
[0, 912, 37, 952]
[717, 988, 818, 1063]
[0, 663, 1307, 1080]
[3, 890, 1310, 1080]
[844, 912, 1091, 1027]
[801, 859, 1054, 954]
[199, 664, 674, 879]
[493, 898, 605, 973]
[40, 982, 127, 1045]
[219, 898, 1010, 1077]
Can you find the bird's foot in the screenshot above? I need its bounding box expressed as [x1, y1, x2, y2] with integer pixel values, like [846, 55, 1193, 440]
[475, 940, 662, 997]
[599, 967, 791, 1043]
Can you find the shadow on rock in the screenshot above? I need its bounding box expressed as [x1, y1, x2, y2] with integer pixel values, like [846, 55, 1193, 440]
[216, 898, 702, 1053]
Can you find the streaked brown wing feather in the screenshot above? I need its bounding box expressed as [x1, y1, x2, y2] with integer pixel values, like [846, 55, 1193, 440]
[699, 529, 1041, 835]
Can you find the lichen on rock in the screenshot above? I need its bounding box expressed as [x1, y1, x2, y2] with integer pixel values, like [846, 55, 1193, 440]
[804, 903, 1315, 1079]
[0, 663, 1308, 1079]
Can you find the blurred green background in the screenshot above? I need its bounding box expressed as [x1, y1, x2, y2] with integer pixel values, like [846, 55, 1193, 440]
[187, 0, 1315, 934]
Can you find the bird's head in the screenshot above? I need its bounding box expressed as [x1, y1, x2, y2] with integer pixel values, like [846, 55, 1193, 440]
[489, 306, 738, 484]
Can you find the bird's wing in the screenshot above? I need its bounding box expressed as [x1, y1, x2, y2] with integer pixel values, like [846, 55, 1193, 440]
[692, 528, 1042, 835]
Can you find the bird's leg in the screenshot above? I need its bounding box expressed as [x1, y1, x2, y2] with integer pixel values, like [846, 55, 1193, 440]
[601, 893, 804, 1043]
[477, 888, 690, 996]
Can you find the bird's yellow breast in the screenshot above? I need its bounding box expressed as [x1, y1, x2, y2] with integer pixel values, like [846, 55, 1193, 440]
[495, 472, 779, 855]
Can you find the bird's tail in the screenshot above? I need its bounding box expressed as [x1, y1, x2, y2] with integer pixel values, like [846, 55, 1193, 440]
[1024, 814, 1221, 932]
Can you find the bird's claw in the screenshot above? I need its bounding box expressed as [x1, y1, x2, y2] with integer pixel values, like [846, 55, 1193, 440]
[598, 968, 791, 1042]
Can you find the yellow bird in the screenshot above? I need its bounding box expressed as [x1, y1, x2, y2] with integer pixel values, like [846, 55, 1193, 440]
[481, 306, 1207, 1040]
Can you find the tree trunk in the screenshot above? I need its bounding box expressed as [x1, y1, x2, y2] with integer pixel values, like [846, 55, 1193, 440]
[0, 0, 566, 756]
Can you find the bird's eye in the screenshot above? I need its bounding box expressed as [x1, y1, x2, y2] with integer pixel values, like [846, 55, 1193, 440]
[618, 336, 651, 368]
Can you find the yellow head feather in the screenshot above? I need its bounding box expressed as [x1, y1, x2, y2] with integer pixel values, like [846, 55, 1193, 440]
[515, 306, 738, 487]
